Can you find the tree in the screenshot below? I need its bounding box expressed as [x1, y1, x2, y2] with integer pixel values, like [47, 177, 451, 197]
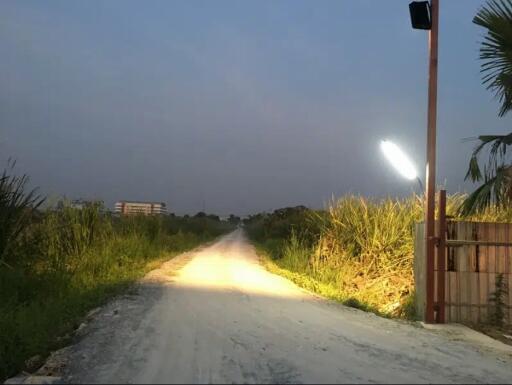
[227, 214, 240, 225]
[462, 0, 512, 214]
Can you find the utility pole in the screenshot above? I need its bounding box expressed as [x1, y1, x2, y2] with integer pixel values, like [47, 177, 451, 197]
[409, 0, 439, 322]
[425, 0, 439, 323]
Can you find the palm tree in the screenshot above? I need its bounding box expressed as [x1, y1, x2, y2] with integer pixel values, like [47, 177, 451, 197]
[462, 0, 512, 214]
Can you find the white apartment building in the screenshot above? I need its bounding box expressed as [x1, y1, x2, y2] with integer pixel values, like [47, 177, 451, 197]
[114, 201, 167, 216]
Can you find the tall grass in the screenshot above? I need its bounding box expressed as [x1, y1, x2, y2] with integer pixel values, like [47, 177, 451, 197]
[0, 168, 233, 381]
[0, 162, 44, 267]
[246, 194, 512, 319]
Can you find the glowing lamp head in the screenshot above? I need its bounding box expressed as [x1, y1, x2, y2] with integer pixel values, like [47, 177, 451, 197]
[380, 140, 418, 180]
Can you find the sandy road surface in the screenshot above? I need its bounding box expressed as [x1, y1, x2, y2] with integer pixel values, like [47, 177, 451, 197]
[56, 230, 512, 384]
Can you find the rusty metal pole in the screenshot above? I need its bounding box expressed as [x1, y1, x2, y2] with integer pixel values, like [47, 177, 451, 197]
[425, 0, 439, 324]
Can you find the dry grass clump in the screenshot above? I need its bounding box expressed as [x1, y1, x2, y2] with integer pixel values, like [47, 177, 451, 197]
[308, 196, 421, 317]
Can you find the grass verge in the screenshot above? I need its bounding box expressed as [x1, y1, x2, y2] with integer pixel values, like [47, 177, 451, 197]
[254, 242, 387, 317]
[0, 202, 232, 381]
[244, 195, 512, 322]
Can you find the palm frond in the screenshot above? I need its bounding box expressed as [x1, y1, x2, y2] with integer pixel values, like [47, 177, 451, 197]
[465, 155, 483, 181]
[474, 0, 512, 116]
[460, 165, 512, 215]
[464, 134, 512, 182]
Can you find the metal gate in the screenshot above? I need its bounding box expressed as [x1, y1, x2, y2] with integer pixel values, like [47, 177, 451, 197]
[414, 190, 512, 325]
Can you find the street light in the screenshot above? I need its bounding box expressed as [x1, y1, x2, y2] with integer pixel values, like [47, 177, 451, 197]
[409, 0, 439, 324]
[409, 1, 431, 30]
[380, 140, 423, 190]
[380, 140, 417, 180]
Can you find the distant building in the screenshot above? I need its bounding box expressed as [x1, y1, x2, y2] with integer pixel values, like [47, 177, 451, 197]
[114, 201, 167, 216]
[70, 199, 89, 210]
[57, 198, 104, 211]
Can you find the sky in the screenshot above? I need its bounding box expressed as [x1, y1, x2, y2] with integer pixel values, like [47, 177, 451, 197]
[1, 0, 510, 215]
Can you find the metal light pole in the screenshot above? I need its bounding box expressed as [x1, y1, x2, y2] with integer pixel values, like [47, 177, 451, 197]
[425, 0, 439, 324]
[409, 0, 439, 323]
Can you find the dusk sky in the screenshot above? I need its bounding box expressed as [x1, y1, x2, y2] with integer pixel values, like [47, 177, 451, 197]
[1, 0, 510, 215]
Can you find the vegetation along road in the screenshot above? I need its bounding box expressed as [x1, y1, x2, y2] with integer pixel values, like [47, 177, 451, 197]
[36, 230, 512, 384]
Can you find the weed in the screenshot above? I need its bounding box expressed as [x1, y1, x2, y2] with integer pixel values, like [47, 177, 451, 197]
[489, 273, 508, 327]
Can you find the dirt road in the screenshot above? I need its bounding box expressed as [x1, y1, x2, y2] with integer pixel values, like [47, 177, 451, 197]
[57, 230, 512, 384]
